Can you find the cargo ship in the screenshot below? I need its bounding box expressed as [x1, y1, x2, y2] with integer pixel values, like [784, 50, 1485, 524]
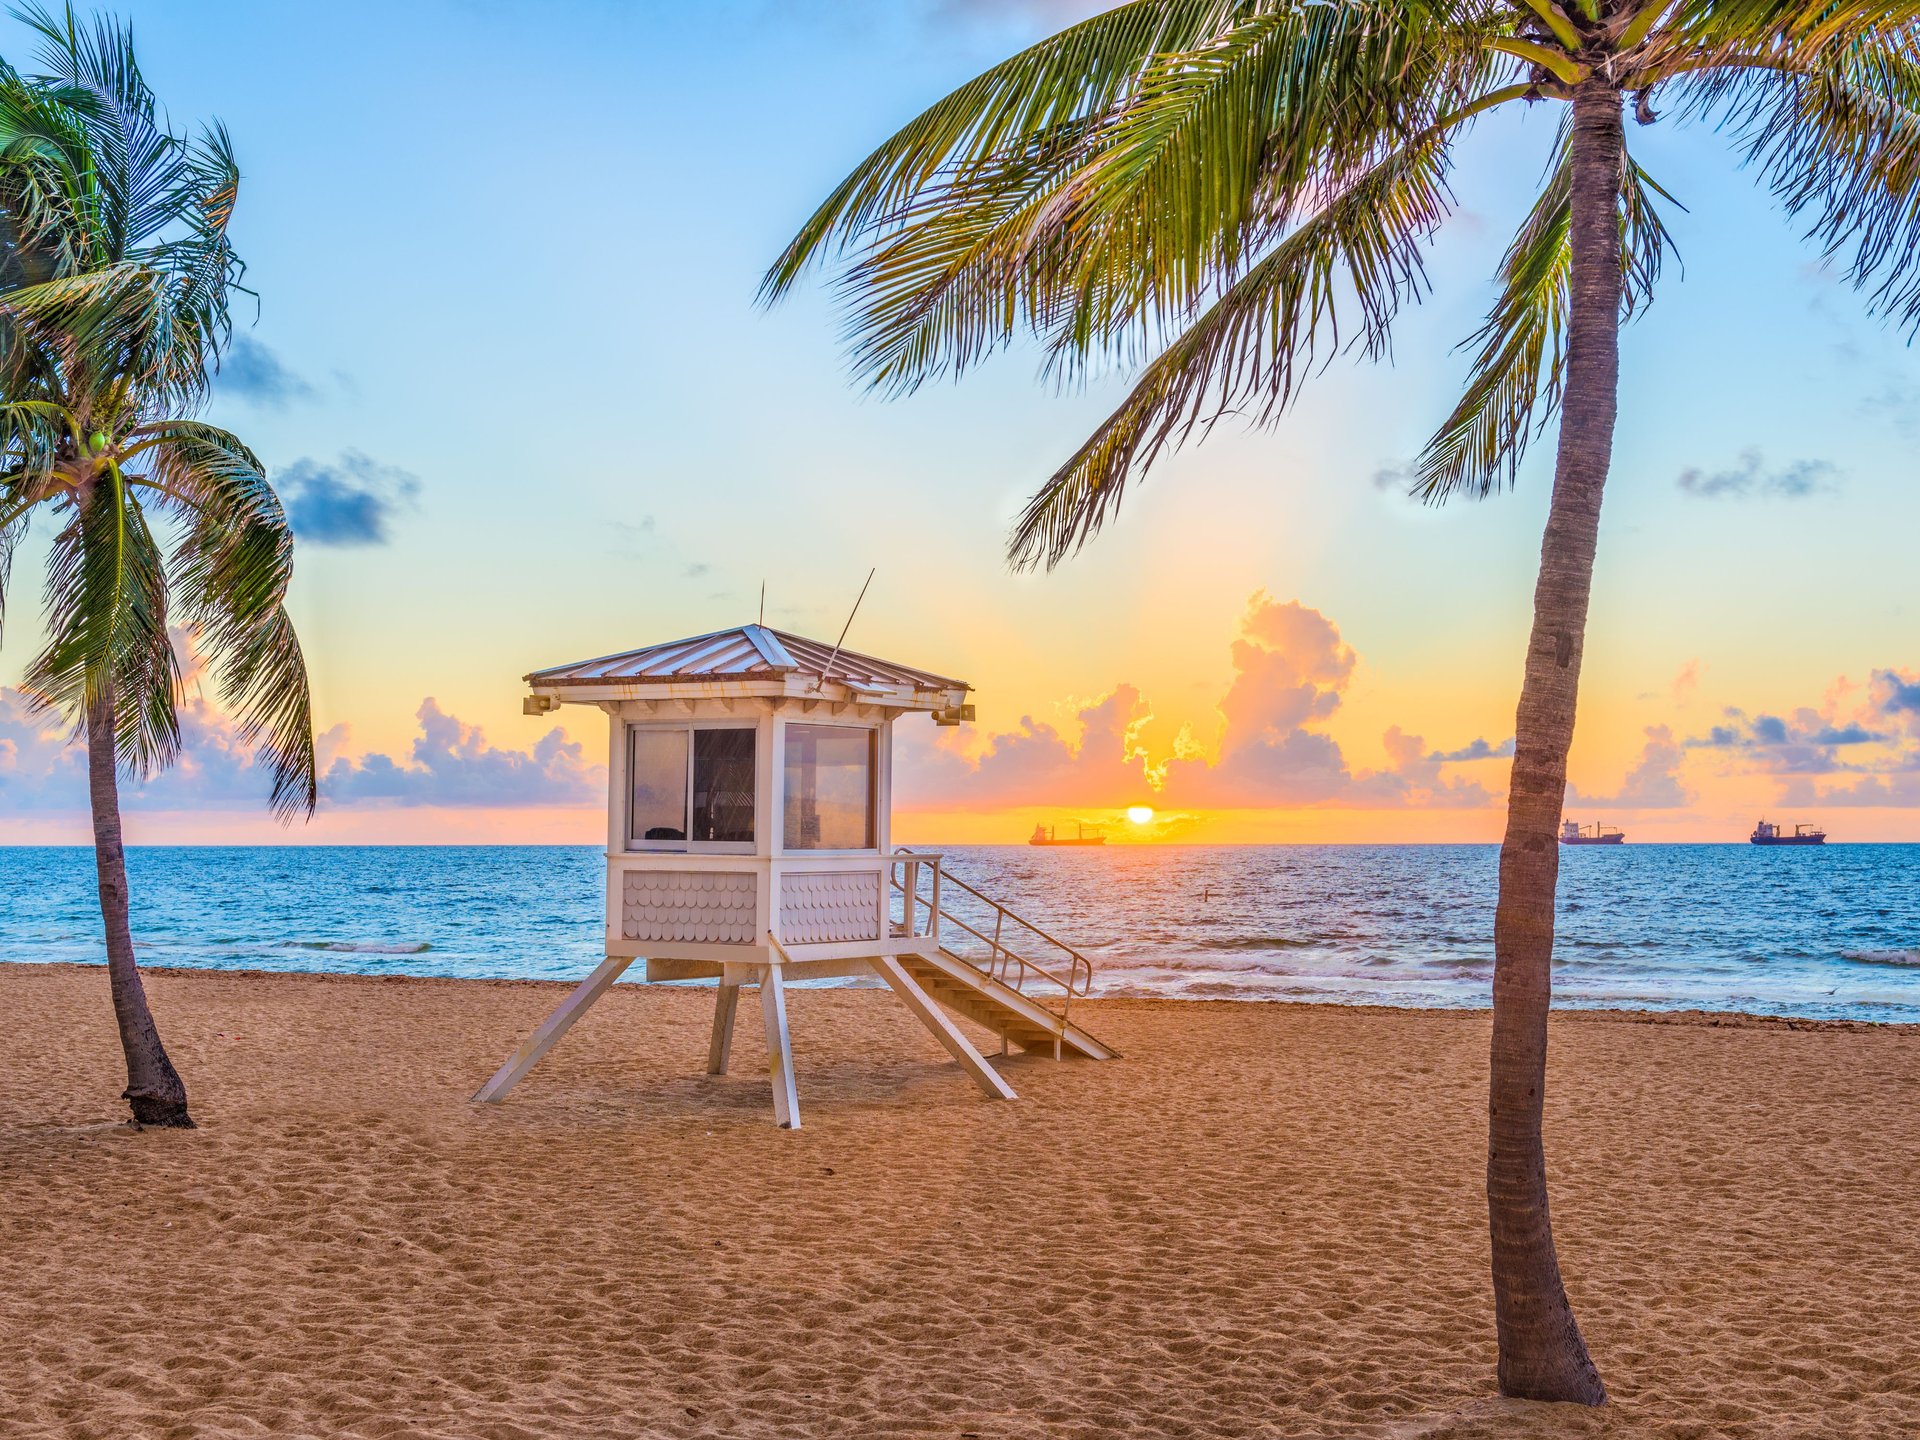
[1560, 820, 1625, 845]
[1750, 819, 1827, 845]
[1029, 823, 1106, 847]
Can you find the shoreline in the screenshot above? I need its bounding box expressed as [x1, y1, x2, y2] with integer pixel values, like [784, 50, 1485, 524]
[6, 958, 1918, 1034]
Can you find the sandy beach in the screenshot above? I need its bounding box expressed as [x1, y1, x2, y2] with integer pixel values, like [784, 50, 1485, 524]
[3, 964, 1918, 1439]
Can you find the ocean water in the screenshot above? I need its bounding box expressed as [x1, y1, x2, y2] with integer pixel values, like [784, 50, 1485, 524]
[3, 844, 1919, 1022]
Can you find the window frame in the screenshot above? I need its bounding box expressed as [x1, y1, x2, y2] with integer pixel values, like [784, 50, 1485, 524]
[625, 720, 759, 854]
[780, 721, 880, 855]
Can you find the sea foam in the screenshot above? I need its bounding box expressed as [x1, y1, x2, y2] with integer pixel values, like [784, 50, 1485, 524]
[285, 940, 434, 955]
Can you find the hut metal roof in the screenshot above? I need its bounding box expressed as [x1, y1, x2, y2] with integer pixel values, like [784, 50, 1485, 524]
[526, 624, 969, 699]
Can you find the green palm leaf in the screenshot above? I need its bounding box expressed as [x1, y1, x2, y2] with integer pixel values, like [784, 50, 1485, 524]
[761, 0, 1258, 305]
[833, 125, 1100, 394]
[1727, 46, 1920, 327]
[1415, 131, 1679, 501]
[1010, 128, 1454, 569]
[135, 420, 316, 820]
[1039, 2, 1491, 364]
[0, 468, 31, 643]
[799, 0, 1498, 397]
[0, 61, 94, 283]
[26, 463, 179, 774]
[16, 1, 185, 259]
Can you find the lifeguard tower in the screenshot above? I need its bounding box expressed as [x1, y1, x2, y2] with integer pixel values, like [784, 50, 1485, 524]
[473, 624, 1114, 1127]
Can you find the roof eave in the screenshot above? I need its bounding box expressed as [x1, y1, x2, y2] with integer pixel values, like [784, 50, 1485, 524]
[528, 675, 969, 711]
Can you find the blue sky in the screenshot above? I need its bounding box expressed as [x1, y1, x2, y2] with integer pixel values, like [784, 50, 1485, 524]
[1, 0, 1916, 842]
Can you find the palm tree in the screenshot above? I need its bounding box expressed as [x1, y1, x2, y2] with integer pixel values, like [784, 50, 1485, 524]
[764, 0, 1919, 1403]
[0, 8, 316, 1127]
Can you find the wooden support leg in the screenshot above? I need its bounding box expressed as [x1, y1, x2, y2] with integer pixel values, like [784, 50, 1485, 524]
[871, 956, 1017, 1101]
[707, 982, 740, 1075]
[473, 956, 633, 1103]
[759, 965, 801, 1130]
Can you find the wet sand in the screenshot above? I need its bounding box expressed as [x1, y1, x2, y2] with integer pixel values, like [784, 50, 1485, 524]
[2, 961, 1917, 1439]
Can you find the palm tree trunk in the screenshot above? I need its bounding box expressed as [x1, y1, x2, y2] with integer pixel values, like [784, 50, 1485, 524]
[86, 684, 193, 1128]
[1486, 77, 1622, 1405]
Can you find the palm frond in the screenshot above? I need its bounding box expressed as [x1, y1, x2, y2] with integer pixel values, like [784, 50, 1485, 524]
[15, 1, 187, 259]
[832, 130, 1087, 395]
[1665, 0, 1920, 74]
[1008, 128, 1454, 570]
[0, 399, 79, 651]
[26, 464, 179, 774]
[135, 419, 315, 820]
[0, 60, 95, 284]
[1726, 41, 1920, 329]
[0, 395, 73, 469]
[0, 260, 164, 398]
[0, 8, 239, 409]
[0, 479, 30, 645]
[0, 249, 229, 413]
[820, 0, 1498, 400]
[1414, 130, 1677, 502]
[761, 0, 1254, 304]
[1038, 2, 1490, 366]
[774, 0, 1920, 588]
[1413, 160, 1571, 504]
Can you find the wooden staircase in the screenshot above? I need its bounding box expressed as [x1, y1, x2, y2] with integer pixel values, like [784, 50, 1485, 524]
[899, 948, 1117, 1060]
[889, 851, 1117, 1063]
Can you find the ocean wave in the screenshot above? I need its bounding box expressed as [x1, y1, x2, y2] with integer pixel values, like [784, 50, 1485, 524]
[1090, 955, 1282, 978]
[1169, 979, 1277, 999]
[281, 940, 434, 955]
[1200, 936, 1316, 951]
[12, 842, 1920, 1023]
[1843, 948, 1920, 968]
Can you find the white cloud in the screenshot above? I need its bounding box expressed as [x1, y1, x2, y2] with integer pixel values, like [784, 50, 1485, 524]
[321, 700, 602, 808]
[0, 632, 601, 817]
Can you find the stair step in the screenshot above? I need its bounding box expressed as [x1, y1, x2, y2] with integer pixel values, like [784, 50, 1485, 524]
[903, 983, 1069, 1049]
[888, 932, 1113, 1061]
[888, 851, 1118, 1060]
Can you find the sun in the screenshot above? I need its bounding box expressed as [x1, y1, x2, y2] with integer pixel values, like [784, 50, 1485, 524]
[1126, 805, 1155, 826]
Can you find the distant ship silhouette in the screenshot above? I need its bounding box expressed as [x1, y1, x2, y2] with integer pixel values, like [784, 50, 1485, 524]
[1029, 823, 1106, 847]
[1560, 820, 1625, 845]
[1751, 819, 1827, 846]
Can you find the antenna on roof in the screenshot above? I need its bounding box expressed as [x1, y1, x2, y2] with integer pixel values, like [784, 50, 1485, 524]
[758, 580, 765, 627]
[815, 568, 874, 691]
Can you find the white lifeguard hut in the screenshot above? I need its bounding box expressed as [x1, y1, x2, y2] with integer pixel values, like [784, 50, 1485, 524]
[473, 623, 1114, 1127]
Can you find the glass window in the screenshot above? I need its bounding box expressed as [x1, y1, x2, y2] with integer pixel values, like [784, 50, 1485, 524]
[630, 728, 690, 842]
[783, 724, 875, 850]
[628, 726, 756, 848]
[692, 728, 755, 843]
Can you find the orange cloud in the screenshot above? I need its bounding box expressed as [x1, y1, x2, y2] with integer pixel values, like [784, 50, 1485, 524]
[897, 593, 1503, 813]
[1568, 725, 1693, 810]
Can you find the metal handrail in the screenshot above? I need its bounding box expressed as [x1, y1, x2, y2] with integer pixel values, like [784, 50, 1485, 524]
[889, 848, 1095, 1024]
[885, 851, 944, 949]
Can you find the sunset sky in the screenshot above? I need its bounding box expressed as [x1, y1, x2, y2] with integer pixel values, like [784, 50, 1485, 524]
[2, 0, 1917, 845]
